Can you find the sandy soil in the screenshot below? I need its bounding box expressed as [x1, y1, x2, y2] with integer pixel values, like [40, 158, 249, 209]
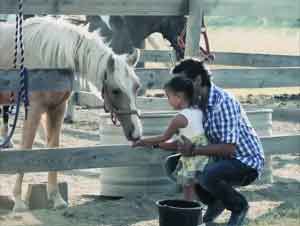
[0, 99, 299, 226]
[0, 27, 299, 226]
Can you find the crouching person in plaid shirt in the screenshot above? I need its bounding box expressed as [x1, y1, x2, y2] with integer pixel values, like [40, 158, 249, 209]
[172, 58, 265, 226]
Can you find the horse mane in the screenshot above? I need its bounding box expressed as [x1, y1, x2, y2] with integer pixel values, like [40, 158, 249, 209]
[23, 16, 112, 73]
[0, 16, 138, 99]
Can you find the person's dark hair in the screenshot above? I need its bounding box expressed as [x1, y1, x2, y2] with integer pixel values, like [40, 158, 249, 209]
[164, 76, 194, 105]
[171, 58, 211, 87]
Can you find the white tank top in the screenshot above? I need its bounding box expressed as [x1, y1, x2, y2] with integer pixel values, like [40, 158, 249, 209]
[178, 108, 205, 138]
[175, 108, 209, 184]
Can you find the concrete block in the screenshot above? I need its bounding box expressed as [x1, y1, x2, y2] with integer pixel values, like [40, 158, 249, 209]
[25, 182, 68, 210]
[0, 195, 14, 210]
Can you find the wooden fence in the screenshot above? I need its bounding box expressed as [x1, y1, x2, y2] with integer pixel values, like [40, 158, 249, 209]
[0, 0, 298, 19]
[0, 134, 299, 174]
[0, 69, 73, 92]
[140, 50, 300, 67]
[0, 0, 299, 178]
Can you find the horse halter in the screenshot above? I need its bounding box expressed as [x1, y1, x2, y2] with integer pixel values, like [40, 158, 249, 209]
[177, 15, 215, 62]
[101, 75, 140, 127]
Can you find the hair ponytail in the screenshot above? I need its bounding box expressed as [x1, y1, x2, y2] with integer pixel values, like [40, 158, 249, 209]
[164, 76, 194, 106]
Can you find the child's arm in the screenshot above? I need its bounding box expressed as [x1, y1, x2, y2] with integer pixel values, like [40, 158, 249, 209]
[132, 114, 187, 147]
[157, 141, 178, 150]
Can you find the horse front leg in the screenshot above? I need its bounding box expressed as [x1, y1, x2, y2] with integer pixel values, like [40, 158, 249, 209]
[13, 105, 42, 212]
[47, 172, 68, 209]
[0, 105, 14, 148]
[45, 103, 68, 209]
[12, 173, 26, 212]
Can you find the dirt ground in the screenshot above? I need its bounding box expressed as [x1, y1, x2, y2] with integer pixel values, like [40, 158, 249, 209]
[0, 100, 299, 226]
[0, 27, 300, 226]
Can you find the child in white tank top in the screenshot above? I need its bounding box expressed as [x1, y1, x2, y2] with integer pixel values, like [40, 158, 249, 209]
[175, 108, 208, 186]
[132, 76, 208, 201]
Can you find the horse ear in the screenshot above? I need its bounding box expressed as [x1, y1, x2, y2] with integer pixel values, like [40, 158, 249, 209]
[126, 48, 140, 67]
[107, 54, 115, 72]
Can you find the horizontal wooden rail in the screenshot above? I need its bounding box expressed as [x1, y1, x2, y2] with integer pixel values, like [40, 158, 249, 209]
[0, 145, 167, 174]
[0, 0, 188, 16]
[272, 108, 300, 122]
[202, 0, 299, 19]
[6, 67, 298, 93]
[0, 69, 73, 92]
[212, 52, 300, 67]
[0, 0, 298, 18]
[140, 50, 300, 67]
[0, 134, 299, 174]
[140, 50, 176, 64]
[136, 67, 300, 89]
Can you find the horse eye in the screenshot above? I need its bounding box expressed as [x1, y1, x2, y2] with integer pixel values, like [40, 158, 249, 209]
[112, 89, 121, 95]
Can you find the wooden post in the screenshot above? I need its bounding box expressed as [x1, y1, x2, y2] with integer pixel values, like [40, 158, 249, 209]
[184, 0, 203, 58]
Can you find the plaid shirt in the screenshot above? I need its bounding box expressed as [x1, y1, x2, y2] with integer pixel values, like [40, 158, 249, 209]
[203, 84, 265, 174]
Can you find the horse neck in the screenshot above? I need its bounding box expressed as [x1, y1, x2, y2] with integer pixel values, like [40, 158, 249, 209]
[75, 38, 111, 92]
[125, 17, 156, 46]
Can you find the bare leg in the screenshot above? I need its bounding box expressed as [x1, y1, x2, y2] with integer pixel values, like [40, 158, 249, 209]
[13, 105, 42, 212]
[183, 183, 197, 201]
[45, 102, 68, 209]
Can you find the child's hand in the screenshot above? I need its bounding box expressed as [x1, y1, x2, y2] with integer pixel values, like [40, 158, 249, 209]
[132, 139, 145, 148]
[177, 135, 194, 156]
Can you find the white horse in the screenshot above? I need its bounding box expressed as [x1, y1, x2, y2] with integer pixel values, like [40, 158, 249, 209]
[0, 17, 142, 211]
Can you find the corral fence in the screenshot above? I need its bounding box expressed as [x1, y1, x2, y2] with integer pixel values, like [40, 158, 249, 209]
[0, 0, 299, 186]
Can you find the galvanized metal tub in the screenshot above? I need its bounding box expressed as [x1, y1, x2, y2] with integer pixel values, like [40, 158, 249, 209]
[99, 109, 273, 196]
[99, 109, 272, 143]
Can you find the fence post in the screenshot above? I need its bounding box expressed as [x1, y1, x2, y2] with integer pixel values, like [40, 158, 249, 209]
[184, 0, 203, 58]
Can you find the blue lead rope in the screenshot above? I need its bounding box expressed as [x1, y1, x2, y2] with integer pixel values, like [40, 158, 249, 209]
[0, 0, 29, 148]
[17, 0, 29, 119]
[19, 66, 29, 120]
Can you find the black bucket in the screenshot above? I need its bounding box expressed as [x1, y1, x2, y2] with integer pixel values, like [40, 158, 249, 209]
[156, 199, 202, 226]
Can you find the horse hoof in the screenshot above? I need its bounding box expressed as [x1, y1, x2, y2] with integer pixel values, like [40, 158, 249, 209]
[7, 141, 14, 148]
[48, 189, 68, 210]
[12, 202, 28, 212]
[0, 139, 14, 149]
[53, 199, 68, 210]
[63, 116, 74, 124]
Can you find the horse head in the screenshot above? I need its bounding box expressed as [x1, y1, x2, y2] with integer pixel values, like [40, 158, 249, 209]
[101, 49, 142, 141]
[107, 16, 187, 60]
[108, 16, 138, 54]
[73, 24, 142, 141]
[159, 16, 187, 60]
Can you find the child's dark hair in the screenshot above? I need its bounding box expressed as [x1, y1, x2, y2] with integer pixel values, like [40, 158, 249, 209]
[171, 58, 211, 87]
[164, 76, 194, 105]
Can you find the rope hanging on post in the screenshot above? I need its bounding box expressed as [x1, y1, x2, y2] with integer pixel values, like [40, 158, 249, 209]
[0, 0, 29, 148]
[16, 0, 30, 116]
